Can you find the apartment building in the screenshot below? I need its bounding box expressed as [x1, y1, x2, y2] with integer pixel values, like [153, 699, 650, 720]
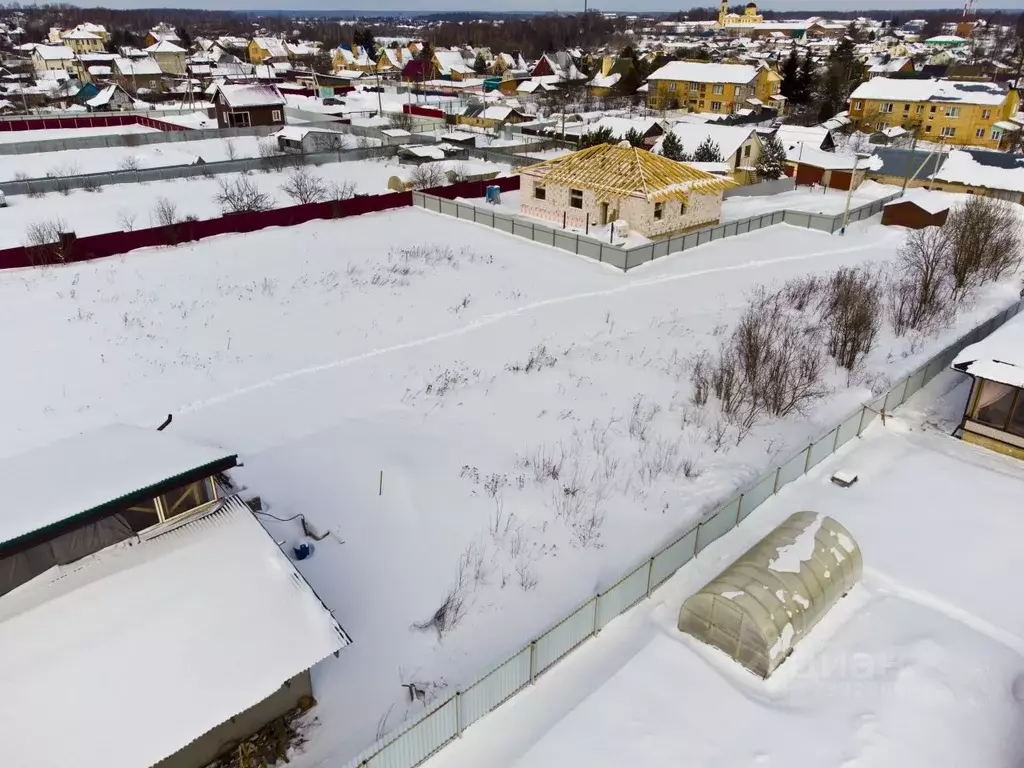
[645, 60, 781, 115]
[848, 77, 1020, 150]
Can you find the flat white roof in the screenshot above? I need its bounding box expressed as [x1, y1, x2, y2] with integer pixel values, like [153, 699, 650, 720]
[0, 496, 349, 768]
[647, 61, 759, 85]
[0, 425, 235, 547]
[850, 77, 1010, 107]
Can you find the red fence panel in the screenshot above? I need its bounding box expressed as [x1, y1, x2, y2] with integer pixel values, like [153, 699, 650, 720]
[402, 104, 445, 119]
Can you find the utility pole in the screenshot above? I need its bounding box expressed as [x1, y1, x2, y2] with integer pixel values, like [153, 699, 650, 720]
[840, 154, 861, 234]
[900, 126, 920, 193]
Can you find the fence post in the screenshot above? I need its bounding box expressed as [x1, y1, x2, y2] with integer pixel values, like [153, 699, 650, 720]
[803, 444, 813, 473]
[771, 465, 781, 494]
[529, 641, 537, 683]
[832, 426, 841, 453]
[857, 405, 870, 436]
[645, 556, 655, 596]
[593, 594, 601, 635]
[455, 691, 463, 737]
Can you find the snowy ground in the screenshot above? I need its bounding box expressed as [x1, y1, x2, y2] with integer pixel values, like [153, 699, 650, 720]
[0, 157, 509, 246]
[722, 181, 901, 222]
[2, 200, 1019, 767]
[0, 124, 160, 144]
[0, 135, 277, 182]
[422, 374, 1024, 768]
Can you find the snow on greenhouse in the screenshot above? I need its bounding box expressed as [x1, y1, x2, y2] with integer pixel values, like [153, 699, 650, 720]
[678, 511, 861, 678]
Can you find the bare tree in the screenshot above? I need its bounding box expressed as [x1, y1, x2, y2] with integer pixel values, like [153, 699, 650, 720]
[117, 155, 141, 172]
[117, 209, 138, 232]
[945, 196, 1024, 303]
[214, 176, 274, 214]
[281, 166, 329, 205]
[24, 217, 70, 265]
[327, 179, 357, 201]
[408, 163, 446, 190]
[388, 110, 414, 130]
[817, 267, 883, 371]
[152, 197, 179, 227]
[887, 226, 953, 336]
[257, 138, 289, 172]
[223, 138, 238, 161]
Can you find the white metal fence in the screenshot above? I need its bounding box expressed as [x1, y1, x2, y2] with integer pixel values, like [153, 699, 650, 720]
[411, 189, 905, 272]
[0, 124, 274, 156]
[331, 299, 1022, 768]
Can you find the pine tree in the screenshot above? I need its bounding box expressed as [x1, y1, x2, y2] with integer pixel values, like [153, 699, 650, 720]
[579, 126, 615, 148]
[795, 54, 815, 106]
[780, 46, 799, 101]
[693, 137, 723, 163]
[473, 51, 487, 75]
[660, 131, 685, 161]
[755, 134, 787, 180]
[623, 127, 645, 147]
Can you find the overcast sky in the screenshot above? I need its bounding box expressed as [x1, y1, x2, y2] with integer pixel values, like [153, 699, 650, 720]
[67, 0, 1024, 11]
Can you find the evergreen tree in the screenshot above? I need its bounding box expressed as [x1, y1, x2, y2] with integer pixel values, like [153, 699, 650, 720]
[312, 47, 333, 74]
[623, 127, 645, 147]
[353, 27, 377, 60]
[418, 40, 434, 62]
[780, 46, 799, 101]
[473, 51, 487, 75]
[755, 134, 787, 180]
[660, 130, 685, 161]
[692, 136, 723, 163]
[579, 125, 615, 148]
[795, 54, 815, 106]
[176, 27, 192, 51]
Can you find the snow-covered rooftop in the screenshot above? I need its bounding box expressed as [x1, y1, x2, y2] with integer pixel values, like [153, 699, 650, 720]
[850, 77, 1011, 107]
[654, 122, 756, 161]
[34, 44, 73, 61]
[145, 39, 186, 54]
[0, 424, 236, 548]
[953, 311, 1024, 387]
[647, 61, 759, 84]
[931, 149, 1024, 194]
[0, 495, 350, 768]
[215, 83, 286, 108]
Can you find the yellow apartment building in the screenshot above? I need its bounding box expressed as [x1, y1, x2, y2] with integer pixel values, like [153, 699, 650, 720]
[645, 60, 781, 115]
[848, 77, 1020, 150]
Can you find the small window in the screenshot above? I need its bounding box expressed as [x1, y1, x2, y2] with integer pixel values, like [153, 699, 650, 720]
[903, 103, 910, 112]
[854, 101, 863, 110]
[569, 189, 583, 209]
[680, 201, 687, 215]
[925, 125, 932, 133]
[976, 128, 985, 138]
[159, 478, 217, 523]
[915, 104, 924, 113]
[711, 101, 722, 111]
[667, 82, 677, 92]
[929, 105, 937, 113]
[992, 129, 1003, 141]
[876, 122, 888, 131]
[271, 109, 282, 122]
[982, 109, 991, 120]
[880, 102, 893, 113]
[941, 126, 956, 137]
[975, 380, 1016, 430]
[712, 83, 724, 95]
[121, 496, 161, 533]
[654, 201, 664, 220]
[743, 145, 751, 157]
[1008, 392, 1024, 437]
[534, 185, 546, 200]
[690, 82, 699, 92]
[946, 106, 960, 118]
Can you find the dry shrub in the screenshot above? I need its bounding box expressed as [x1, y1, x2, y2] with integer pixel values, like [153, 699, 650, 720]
[117, 155, 141, 172]
[408, 163, 446, 190]
[692, 289, 828, 434]
[25, 217, 69, 265]
[817, 267, 883, 371]
[281, 166, 328, 205]
[257, 138, 289, 172]
[214, 176, 273, 214]
[327, 179, 357, 201]
[152, 196, 178, 227]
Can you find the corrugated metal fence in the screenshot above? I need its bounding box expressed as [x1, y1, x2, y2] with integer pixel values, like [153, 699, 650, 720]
[0, 124, 274, 156]
[331, 298, 1022, 768]
[413, 187, 905, 272]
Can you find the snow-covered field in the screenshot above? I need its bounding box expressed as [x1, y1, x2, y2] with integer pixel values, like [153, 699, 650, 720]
[0, 124, 160, 144]
[0, 135, 275, 182]
[0, 157, 509, 246]
[2, 200, 1019, 767]
[422, 378, 1024, 768]
[722, 180, 901, 222]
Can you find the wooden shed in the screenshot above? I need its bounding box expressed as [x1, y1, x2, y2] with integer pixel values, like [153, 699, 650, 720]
[881, 194, 951, 229]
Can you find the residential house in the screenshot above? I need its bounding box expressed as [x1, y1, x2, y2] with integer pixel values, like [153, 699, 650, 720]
[489, 52, 527, 76]
[61, 28, 104, 55]
[773, 124, 837, 152]
[457, 104, 529, 130]
[434, 48, 476, 80]
[654, 123, 764, 183]
[923, 148, 1024, 204]
[953, 314, 1024, 459]
[332, 45, 375, 73]
[114, 57, 164, 92]
[271, 125, 348, 154]
[377, 47, 411, 75]
[213, 83, 286, 128]
[78, 52, 118, 83]
[0, 425, 350, 768]
[30, 45, 74, 75]
[864, 55, 914, 79]
[145, 39, 187, 75]
[507, 75, 559, 98]
[786, 144, 877, 190]
[401, 59, 433, 83]
[588, 56, 640, 98]
[848, 77, 1021, 150]
[573, 116, 665, 147]
[645, 60, 781, 114]
[249, 37, 290, 65]
[143, 23, 180, 48]
[518, 142, 736, 238]
[85, 83, 134, 111]
[531, 52, 586, 83]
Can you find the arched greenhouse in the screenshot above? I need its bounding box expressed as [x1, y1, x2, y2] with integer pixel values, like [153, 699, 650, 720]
[678, 511, 861, 678]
